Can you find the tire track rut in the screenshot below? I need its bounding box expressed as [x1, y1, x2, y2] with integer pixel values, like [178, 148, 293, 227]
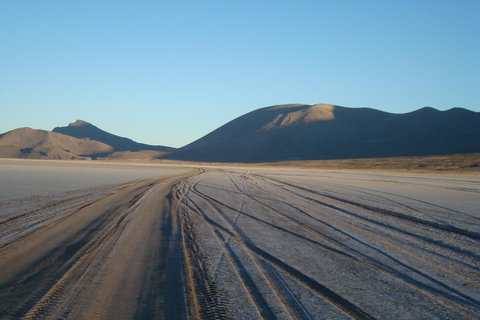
[185, 175, 375, 320]
[2, 166, 478, 319]
[178, 169, 480, 319]
[0, 170, 201, 320]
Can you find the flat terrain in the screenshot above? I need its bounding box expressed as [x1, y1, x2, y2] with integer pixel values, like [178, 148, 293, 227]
[0, 160, 479, 319]
[256, 153, 480, 173]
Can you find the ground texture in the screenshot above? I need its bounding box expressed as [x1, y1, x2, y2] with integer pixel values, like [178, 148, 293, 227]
[0, 162, 479, 319]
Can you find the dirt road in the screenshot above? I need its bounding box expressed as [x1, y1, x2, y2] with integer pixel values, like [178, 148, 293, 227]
[0, 170, 196, 319]
[1, 165, 479, 319]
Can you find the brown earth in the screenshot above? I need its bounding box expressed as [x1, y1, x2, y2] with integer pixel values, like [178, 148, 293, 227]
[257, 153, 480, 173]
[132, 153, 480, 174]
[0, 170, 198, 319]
[0, 127, 113, 160]
[104, 150, 172, 160]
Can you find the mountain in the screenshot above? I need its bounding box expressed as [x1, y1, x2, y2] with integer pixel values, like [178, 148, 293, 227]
[164, 104, 480, 162]
[53, 120, 174, 153]
[2, 105, 479, 162]
[0, 127, 113, 160]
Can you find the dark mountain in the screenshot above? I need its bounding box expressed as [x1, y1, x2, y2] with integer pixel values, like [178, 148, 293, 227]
[164, 104, 480, 162]
[0, 127, 113, 160]
[53, 120, 174, 152]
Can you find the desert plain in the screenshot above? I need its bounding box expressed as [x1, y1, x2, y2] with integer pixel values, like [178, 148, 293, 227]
[0, 158, 479, 319]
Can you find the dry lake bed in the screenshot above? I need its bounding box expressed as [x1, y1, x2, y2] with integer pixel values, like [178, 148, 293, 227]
[1, 159, 479, 319]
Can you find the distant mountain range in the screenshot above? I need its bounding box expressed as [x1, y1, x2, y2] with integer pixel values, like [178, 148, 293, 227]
[1, 104, 479, 161]
[167, 104, 480, 162]
[0, 120, 174, 160]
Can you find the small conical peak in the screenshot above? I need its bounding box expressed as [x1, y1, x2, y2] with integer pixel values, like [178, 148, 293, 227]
[69, 120, 91, 127]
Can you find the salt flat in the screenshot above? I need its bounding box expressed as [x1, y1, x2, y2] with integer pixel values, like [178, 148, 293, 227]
[0, 159, 189, 202]
[179, 168, 480, 319]
[0, 161, 479, 319]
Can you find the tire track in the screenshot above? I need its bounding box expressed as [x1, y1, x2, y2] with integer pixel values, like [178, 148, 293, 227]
[301, 179, 480, 225]
[175, 179, 229, 320]
[244, 174, 480, 268]
[0, 170, 200, 320]
[204, 174, 480, 275]
[182, 180, 276, 319]
[0, 182, 132, 224]
[225, 173, 315, 320]
[232, 173, 480, 316]
[192, 172, 480, 317]
[187, 177, 375, 320]
[0, 182, 133, 248]
[1, 181, 157, 319]
[257, 174, 480, 241]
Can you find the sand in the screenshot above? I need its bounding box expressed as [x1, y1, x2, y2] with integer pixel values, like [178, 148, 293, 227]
[0, 160, 479, 319]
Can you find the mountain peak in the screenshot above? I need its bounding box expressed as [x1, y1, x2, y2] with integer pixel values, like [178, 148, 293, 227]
[69, 120, 91, 127]
[166, 104, 480, 162]
[261, 104, 335, 131]
[53, 120, 174, 153]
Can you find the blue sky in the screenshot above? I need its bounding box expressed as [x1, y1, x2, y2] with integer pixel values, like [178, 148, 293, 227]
[1, 1, 479, 147]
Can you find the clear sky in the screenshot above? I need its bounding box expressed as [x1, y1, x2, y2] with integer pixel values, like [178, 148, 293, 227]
[1, 1, 479, 148]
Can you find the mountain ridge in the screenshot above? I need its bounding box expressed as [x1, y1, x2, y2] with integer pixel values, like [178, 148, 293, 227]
[53, 120, 174, 153]
[0, 127, 114, 159]
[1, 104, 479, 162]
[164, 104, 480, 162]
